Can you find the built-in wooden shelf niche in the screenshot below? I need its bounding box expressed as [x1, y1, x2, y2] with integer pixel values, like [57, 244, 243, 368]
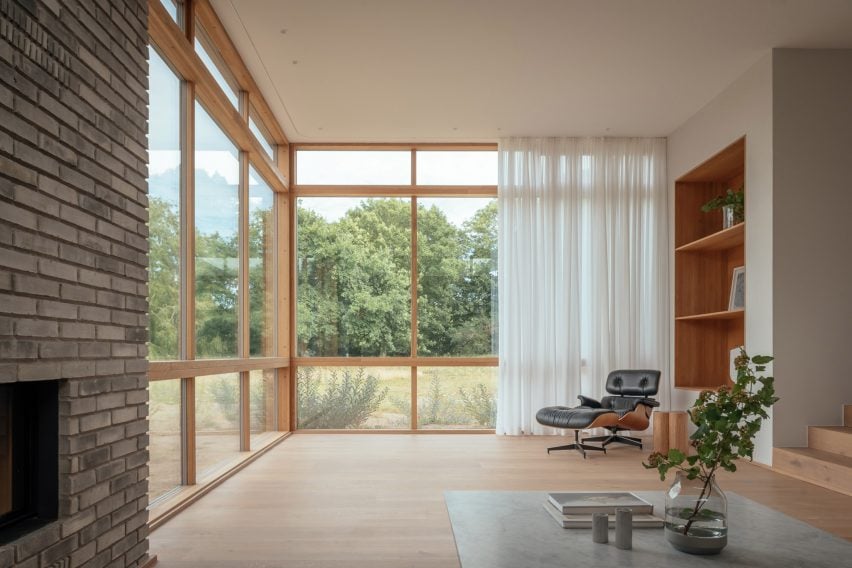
[674, 137, 745, 390]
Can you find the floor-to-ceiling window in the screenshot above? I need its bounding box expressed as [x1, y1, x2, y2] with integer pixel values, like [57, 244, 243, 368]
[147, 0, 289, 516]
[292, 147, 498, 430]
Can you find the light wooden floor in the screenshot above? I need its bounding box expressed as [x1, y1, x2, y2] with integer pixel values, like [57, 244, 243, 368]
[150, 434, 852, 567]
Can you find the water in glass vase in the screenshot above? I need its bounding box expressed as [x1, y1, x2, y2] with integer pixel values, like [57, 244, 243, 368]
[664, 471, 728, 554]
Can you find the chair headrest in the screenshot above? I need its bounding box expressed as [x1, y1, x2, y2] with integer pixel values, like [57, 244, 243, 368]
[605, 370, 661, 396]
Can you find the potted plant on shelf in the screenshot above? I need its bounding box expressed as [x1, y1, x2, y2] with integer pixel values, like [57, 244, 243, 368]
[701, 188, 744, 229]
[644, 349, 778, 555]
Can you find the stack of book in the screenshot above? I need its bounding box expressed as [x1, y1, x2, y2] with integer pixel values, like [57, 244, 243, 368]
[542, 491, 664, 529]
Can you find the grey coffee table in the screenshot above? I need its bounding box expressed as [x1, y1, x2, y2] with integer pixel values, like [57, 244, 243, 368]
[445, 490, 851, 568]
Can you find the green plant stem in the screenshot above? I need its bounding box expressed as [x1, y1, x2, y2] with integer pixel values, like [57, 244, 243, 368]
[683, 466, 717, 535]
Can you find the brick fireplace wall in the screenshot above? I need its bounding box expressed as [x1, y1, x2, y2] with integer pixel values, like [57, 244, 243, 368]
[0, 0, 151, 566]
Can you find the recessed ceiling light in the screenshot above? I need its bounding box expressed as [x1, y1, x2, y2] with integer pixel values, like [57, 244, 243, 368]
[292, 60, 298, 65]
[317, 127, 323, 131]
[452, 127, 458, 131]
[280, 29, 287, 34]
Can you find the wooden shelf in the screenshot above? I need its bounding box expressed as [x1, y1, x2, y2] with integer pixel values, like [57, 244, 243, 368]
[676, 309, 744, 321]
[676, 223, 744, 252]
[674, 137, 745, 391]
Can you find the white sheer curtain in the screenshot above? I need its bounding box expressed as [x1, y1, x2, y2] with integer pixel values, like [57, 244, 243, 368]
[496, 138, 669, 435]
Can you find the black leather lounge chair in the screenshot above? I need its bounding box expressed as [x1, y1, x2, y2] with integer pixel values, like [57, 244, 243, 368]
[536, 369, 661, 458]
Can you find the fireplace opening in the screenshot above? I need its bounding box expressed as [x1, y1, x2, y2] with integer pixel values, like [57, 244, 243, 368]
[0, 380, 59, 543]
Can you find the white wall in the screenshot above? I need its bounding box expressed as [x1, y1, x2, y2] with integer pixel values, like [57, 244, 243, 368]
[666, 54, 775, 465]
[772, 49, 852, 447]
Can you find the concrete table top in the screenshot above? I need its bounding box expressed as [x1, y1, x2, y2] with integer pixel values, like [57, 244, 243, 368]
[445, 490, 851, 568]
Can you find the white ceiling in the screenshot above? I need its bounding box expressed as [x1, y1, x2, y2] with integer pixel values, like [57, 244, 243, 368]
[211, 0, 852, 142]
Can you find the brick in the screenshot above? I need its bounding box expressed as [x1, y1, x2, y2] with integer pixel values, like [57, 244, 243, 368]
[79, 411, 111, 432]
[0, 294, 38, 315]
[111, 343, 136, 357]
[0, 339, 38, 359]
[97, 392, 125, 411]
[95, 460, 126, 484]
[60, 322, 96, 339]
[13, 231, 58, 256]
[40, 535, 78, 567]
[96, 524, 125, 553]
[111, 406, 137, 425]
[15, 319, 59, 337]
[0, 247, 38, 272]
[39, 341, 79, 358]
[17, 361, 61, 381]
[96, 325, 125, 342]
[79, 448, 111, 475]
[0, 200, 39, 230]
[12, 273, 60, 297]
[39, 216, 78, 242]
[60, 283, 97, 303]
[62, 364, 96, 386]
[96, 360, 124, 377]
[79, 305, 111, 322]
[13, 522, 60, 562]
[79, 267, 111, 288]
[14, 184, 61, 217]
[79, 342, 110, 358]
[37, 299, 77, 319]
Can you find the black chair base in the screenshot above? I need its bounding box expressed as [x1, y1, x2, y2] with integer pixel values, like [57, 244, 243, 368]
[584, 429, 643, 449]
[546, 430, 607, 459]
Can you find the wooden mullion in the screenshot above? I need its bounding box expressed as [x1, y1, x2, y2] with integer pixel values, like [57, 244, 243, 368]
[239, 150, 249, 359]
[292, 186, 496, 198]
[149, 357, 290, 380]
[149, 0, 288, 191]
[240, 371, 250, 451]
[182, 376, 196, 485]
[193, 0, 289, 145]
[410, 366, 418, 431]
[288, 145, 298, 431]
[183, 0, 195, 42]
[290, 357, 498, 367]
[294, 143, 496, 151]
[277, 367, 291, 432]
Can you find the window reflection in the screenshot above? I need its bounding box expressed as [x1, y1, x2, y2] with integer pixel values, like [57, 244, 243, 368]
[195, 103, 240, 359]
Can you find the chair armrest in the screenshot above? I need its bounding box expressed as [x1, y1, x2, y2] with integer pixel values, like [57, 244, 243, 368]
[615, 397, 660, 413]
[577, 395, 602, 408]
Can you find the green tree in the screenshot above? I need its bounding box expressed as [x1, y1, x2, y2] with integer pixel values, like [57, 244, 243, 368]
[148, 192, 180, 359]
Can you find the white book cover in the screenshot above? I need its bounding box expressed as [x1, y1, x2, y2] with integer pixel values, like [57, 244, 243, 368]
[546, 491, 654, 515]
[542, 503, 664, 529]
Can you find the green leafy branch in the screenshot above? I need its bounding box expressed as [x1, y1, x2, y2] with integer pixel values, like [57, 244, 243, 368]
[700, 187, 744, 223]
[643, 349, 778, 534]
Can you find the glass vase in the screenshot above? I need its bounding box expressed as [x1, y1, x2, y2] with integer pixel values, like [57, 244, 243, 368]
[722, 205, 735, 229]
[664, 471, 728, 555]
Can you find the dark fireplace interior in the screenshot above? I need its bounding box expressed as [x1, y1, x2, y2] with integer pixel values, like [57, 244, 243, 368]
[0, 380, 59, 544]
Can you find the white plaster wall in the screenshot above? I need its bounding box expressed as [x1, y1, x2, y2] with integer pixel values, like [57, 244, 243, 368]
[771, 49, 852, 447]
[666, 54, 775, 465]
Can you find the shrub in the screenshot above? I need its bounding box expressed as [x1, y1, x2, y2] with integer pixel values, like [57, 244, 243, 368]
[458, 383, 497, 427]
[297, 367, 389, 429]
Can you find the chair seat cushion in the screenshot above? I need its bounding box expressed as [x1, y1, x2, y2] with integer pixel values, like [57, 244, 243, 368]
[536, 406, 615, 429]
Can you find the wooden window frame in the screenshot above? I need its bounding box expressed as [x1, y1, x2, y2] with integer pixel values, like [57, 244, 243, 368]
[289, 144, 498, 432]
[147, 0, 292, 519]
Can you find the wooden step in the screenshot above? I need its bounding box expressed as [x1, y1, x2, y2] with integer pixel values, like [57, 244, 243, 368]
[809, 426, 852, 458]
[773, 447, 852, 496]
[844, 405, 852, 427]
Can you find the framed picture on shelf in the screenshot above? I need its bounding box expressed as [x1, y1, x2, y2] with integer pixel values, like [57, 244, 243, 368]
[729, 266, 745, 310]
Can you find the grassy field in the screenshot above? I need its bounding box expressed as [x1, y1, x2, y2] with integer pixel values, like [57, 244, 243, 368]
[297, 366, 497, 429]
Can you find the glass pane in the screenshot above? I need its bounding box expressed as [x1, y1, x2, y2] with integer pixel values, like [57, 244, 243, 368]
[249, 116, 275, 160]
[417, 198, 497, 356]
[149, 379, 182, 501]
[196, 373, 241, 479]
[416, 151, 497, 186]
[195, 103, 240, 358]
[250, 369, 276, 443]
[296, 151, 411, 185]
[297, 367, 410, 429]
[159, 0, 181, 25]
[297, 198, 411, 357]
[194, 37, 239, 109]
[147, 48, 181, 361]
[417, 367, 497, 429]
[248, 167, 275, 357]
